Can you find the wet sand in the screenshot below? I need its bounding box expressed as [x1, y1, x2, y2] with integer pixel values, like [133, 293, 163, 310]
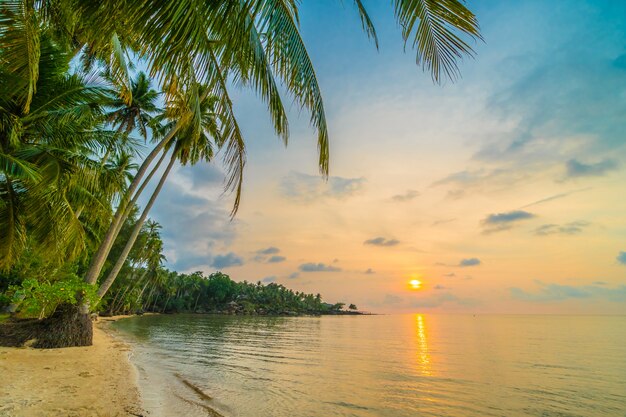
[0, 317, 143, 417]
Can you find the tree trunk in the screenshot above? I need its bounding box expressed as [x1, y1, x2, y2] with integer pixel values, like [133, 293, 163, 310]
[137, 279, 150, 300]
[193, 292, 201, 312]
[84, 122, 180, 286]
[97, 151, 177, 299]
[111, 286, 130, 314]
[162, 294, 171, 313]
[34, 303, 93, 348]
[144, 286, 155, 311]
[110, 149, 169, 251]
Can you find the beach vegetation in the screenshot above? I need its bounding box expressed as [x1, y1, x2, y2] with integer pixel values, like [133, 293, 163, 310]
[0, 0, 480, 347]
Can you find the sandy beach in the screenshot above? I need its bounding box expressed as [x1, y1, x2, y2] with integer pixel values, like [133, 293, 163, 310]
[0, 317, 143, 417]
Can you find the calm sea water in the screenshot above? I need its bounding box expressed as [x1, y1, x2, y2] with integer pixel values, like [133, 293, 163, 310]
[113, 314, 626, 417]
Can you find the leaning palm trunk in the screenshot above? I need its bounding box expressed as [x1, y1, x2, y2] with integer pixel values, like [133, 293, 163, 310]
[193, 292, 202, 312]
[137, 280, 150, 303]
[84, 121, 182, 286]
[110, 149, 169, 248]
[97, 151, 177, 299]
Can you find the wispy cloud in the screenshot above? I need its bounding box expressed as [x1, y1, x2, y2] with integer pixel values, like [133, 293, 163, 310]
[299, 263, 342, 272]
[281, 171, 365, 202]
[511, 281, 626, 303]
[565, 159, 619, 178]
[482, 210, 536, 233]
[364, 237, 400, 247]
[364, 268, 375, 274]
[262, 276, 277, 283]
[391, 189, 420, 202]
[534, 221, 590, 236]
[257, 247, 280, 255]
[433, 168, 528, 192]
[521, 188, 591, 208]
[617, 252, 626, 265]
[267, 255, 286, 263]
[432, 218, 457, 226]
[410, 293, 478, 308]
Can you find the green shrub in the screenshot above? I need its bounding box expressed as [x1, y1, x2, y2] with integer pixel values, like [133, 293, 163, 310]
[8, 276, 98, 319]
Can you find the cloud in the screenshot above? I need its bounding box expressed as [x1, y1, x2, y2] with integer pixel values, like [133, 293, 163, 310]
[459, 258, 481, 267]
[364, 268, 375, 274]
[443, 273, 456, 277]
[253, 247, 284, 263]
[510, 281, 626, 303]
[409, 293, 478, 308]
[617, 252, 626, 265]
[434, 285, 449, 290]
[182, 164, 224, 188]
[150, 178, 237, 271]
[482, 210, 536, 233]
[257, 247, 280, 255]
[432, 218, 456, 226]
[565, 159, 619, 178]
[381, 294, 403, 305]
[521, 188, 591, 208]
[433, 168, 528, 192]
[370, 292, 476, 309]
[280, 171, 365, 202]
[534, 221, 590, 236]
[391, 189, 419, 202]
[298, 263, 342, 272]
[267, 255, 286, 263]
[461, 12, 626, 193]
[262, 276, 277, 283]
[211, 253, 244, 269]
[364, 237, 400, 247]
[288, 272, 300, 279]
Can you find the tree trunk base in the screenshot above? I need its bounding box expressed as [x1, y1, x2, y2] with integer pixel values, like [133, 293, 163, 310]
[34, 303, 93, 348]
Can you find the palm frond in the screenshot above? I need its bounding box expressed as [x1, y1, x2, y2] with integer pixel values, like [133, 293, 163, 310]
[352, 0, 379, 49]
[393, 0, 482, 83]
[0, 0, 41, 113]
[254, 0, 329, 175]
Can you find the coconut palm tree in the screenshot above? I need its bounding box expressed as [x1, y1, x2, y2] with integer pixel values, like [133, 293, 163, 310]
[0, 19, 117, 270]
[106, 72, 160, 140]
[1, 0, 482, 346]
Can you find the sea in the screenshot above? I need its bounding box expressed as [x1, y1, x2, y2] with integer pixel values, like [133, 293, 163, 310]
[112, 314, 626, 417]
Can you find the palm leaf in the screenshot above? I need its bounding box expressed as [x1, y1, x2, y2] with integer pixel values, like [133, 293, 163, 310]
[393, 0, 482, 82]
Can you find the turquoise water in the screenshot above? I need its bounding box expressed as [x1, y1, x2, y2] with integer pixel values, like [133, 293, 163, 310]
[113, 314, 626, 417]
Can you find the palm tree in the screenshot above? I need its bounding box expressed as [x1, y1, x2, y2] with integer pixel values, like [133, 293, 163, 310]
[1, 0, 482, 346]
[96, 83, 221, 299]
[106, 72, 160, 140]
[0, 20, 115, 270]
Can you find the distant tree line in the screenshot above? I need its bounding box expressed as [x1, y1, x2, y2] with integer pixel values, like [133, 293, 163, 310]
[0, 213, 352, 318]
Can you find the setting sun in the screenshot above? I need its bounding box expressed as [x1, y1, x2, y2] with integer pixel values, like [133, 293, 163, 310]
[409, 279, 422, 290]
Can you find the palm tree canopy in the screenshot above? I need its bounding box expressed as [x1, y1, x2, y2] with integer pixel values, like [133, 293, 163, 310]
[31, 0, 480, 212]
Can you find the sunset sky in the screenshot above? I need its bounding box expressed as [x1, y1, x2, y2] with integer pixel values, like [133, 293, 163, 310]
[147, 0, 626, 314]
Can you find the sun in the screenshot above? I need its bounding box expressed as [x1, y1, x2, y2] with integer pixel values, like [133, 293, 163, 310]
[409, 279, 422, 290]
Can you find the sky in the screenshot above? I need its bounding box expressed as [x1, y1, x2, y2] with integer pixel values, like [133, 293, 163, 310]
[146, 0, 626, 314]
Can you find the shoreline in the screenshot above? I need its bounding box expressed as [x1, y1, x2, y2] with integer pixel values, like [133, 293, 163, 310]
[0, 316, 144, 417]
[0, 312, 370, 417]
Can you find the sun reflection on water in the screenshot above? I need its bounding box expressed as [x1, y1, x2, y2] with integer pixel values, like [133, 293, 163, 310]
[415, 314, 432, 376]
